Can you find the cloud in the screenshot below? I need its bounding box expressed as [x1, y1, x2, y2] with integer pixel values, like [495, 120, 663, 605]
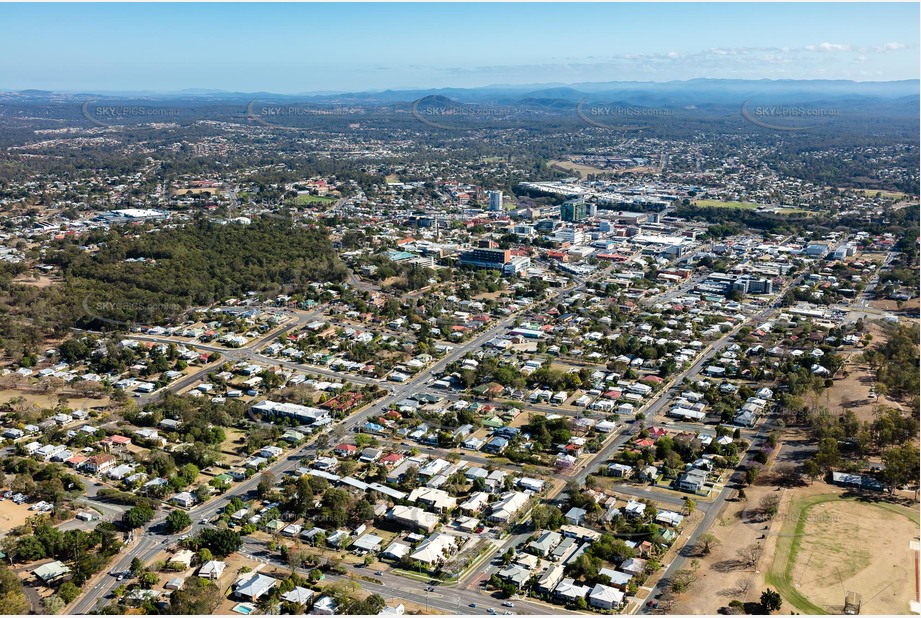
[870, 42, 909, 52]
[805, 42, 852, 53]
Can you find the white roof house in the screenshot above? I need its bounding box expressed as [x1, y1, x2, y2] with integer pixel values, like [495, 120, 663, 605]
[589, 583, 625, 609]
[233, 573, 277, 601]
[197, 560, 226, 580]
[488, 491, 529, 523]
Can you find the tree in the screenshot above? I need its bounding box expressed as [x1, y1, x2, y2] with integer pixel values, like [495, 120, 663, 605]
[123, 503, 155, 529]
[139, 571, 159, 589]
[696, 533, 720, 556]
[0, 564, 29, 614]
[257, 470, 277, 499]
[58, 581, 81, 604]
[801, 459, 821, 484]
[170, 576, 221, 614]
[760, 588, 782, 612]
[165, 510, 192, 534]
[189, 528, 241, 558]
[881, 443, 920, 492]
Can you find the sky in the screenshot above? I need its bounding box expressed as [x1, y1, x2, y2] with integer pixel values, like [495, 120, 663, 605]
[0, 3, 918, 93]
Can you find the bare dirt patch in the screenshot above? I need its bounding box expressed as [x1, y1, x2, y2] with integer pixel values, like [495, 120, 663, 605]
[0, 499, 36, 534]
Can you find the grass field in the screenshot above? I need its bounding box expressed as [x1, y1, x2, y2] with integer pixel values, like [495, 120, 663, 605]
[766, 493, 919, 615]
[692, 199, 762, 210]
[292, 194, 337, 206]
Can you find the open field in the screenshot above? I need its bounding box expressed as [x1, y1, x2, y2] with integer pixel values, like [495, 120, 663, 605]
[547, 159, 610, 175]
[692, 199, 761, 210]
[822, 353, 906, 421]
[0, 389, 112, 412]
[766, 493, 919, 615]
[172, 187, 224, 196]
[0, 499, 36, 535]
[293, 194, 337, 206]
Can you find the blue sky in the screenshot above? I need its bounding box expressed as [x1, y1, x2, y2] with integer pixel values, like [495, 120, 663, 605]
[0, 3, 917, 93]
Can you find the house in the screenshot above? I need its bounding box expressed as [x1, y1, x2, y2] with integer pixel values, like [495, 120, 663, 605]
[655, 510, 685, 527]
[234, 572, 277, 601]
[608, 463, 633, 478]
[165, 577, 185, 591]
[517, 477, 545, 492]
[483, 436, 508, 454]
[598, 568, 633, 589]
[408, 487, 456, 513]
[677, 468, 708, 492]
[555, 578, 591, 603]
[352, 534, 384, 553]
[381, 540, 411, 561]
[621, 557, 648, 576]
[82, 453, 116, 474]
[528, 530, 563, 557]
[387, 505, 439, 533]
[564, 507, 587, 525]
[497, 563, 532, 589]
[32, 561, 70, 584]
[170, 550, 195, 568]
[379, 452, 405, 468]
[378, 603, 406, 615]
[537, 563, 567, 593]
[488, 491, 529, 523]
[281, 586, 315, 605]
[359, 447, 383, 463]
[589, 583, 625, 609]
[259, 445, 284, 459]
[624, 500, 647, 519]
[409, 532, 457, 568]
[171, 491, 197, 508]
[458, 491, 490, 515]
[334, 443, 358, 457]
[197, 560, 226, 580]
[310, 595, 338, 615]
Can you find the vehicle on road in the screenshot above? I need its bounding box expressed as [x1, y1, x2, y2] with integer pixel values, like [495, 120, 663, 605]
[502, 602, 514, 607]
[647, 600, 659, 609]
[487, 608, 497, 615]
[374, 571, 383, 576]
[469, 603, 477, 608]
[425, 586, 435, 592]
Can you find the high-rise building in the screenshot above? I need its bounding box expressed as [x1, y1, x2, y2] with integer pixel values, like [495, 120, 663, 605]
[488, 191, 503, 211]
[561, 200, 589, 222]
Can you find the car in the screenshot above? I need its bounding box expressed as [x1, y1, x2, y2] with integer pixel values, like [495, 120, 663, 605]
[200, 518, 209, 524]
[374, 571, 383, 576]
[646, 600, 659, 609]
[469, 604, 477, 608]
[116, 575, 124, 581]
[502, 602, 514, 608]
[425, 586, 435, 592]
[503, 612, 513, 615]
[487, 609, 497, 615]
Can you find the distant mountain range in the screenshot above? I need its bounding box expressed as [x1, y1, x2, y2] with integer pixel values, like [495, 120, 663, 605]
[2, 78, 918, 108]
